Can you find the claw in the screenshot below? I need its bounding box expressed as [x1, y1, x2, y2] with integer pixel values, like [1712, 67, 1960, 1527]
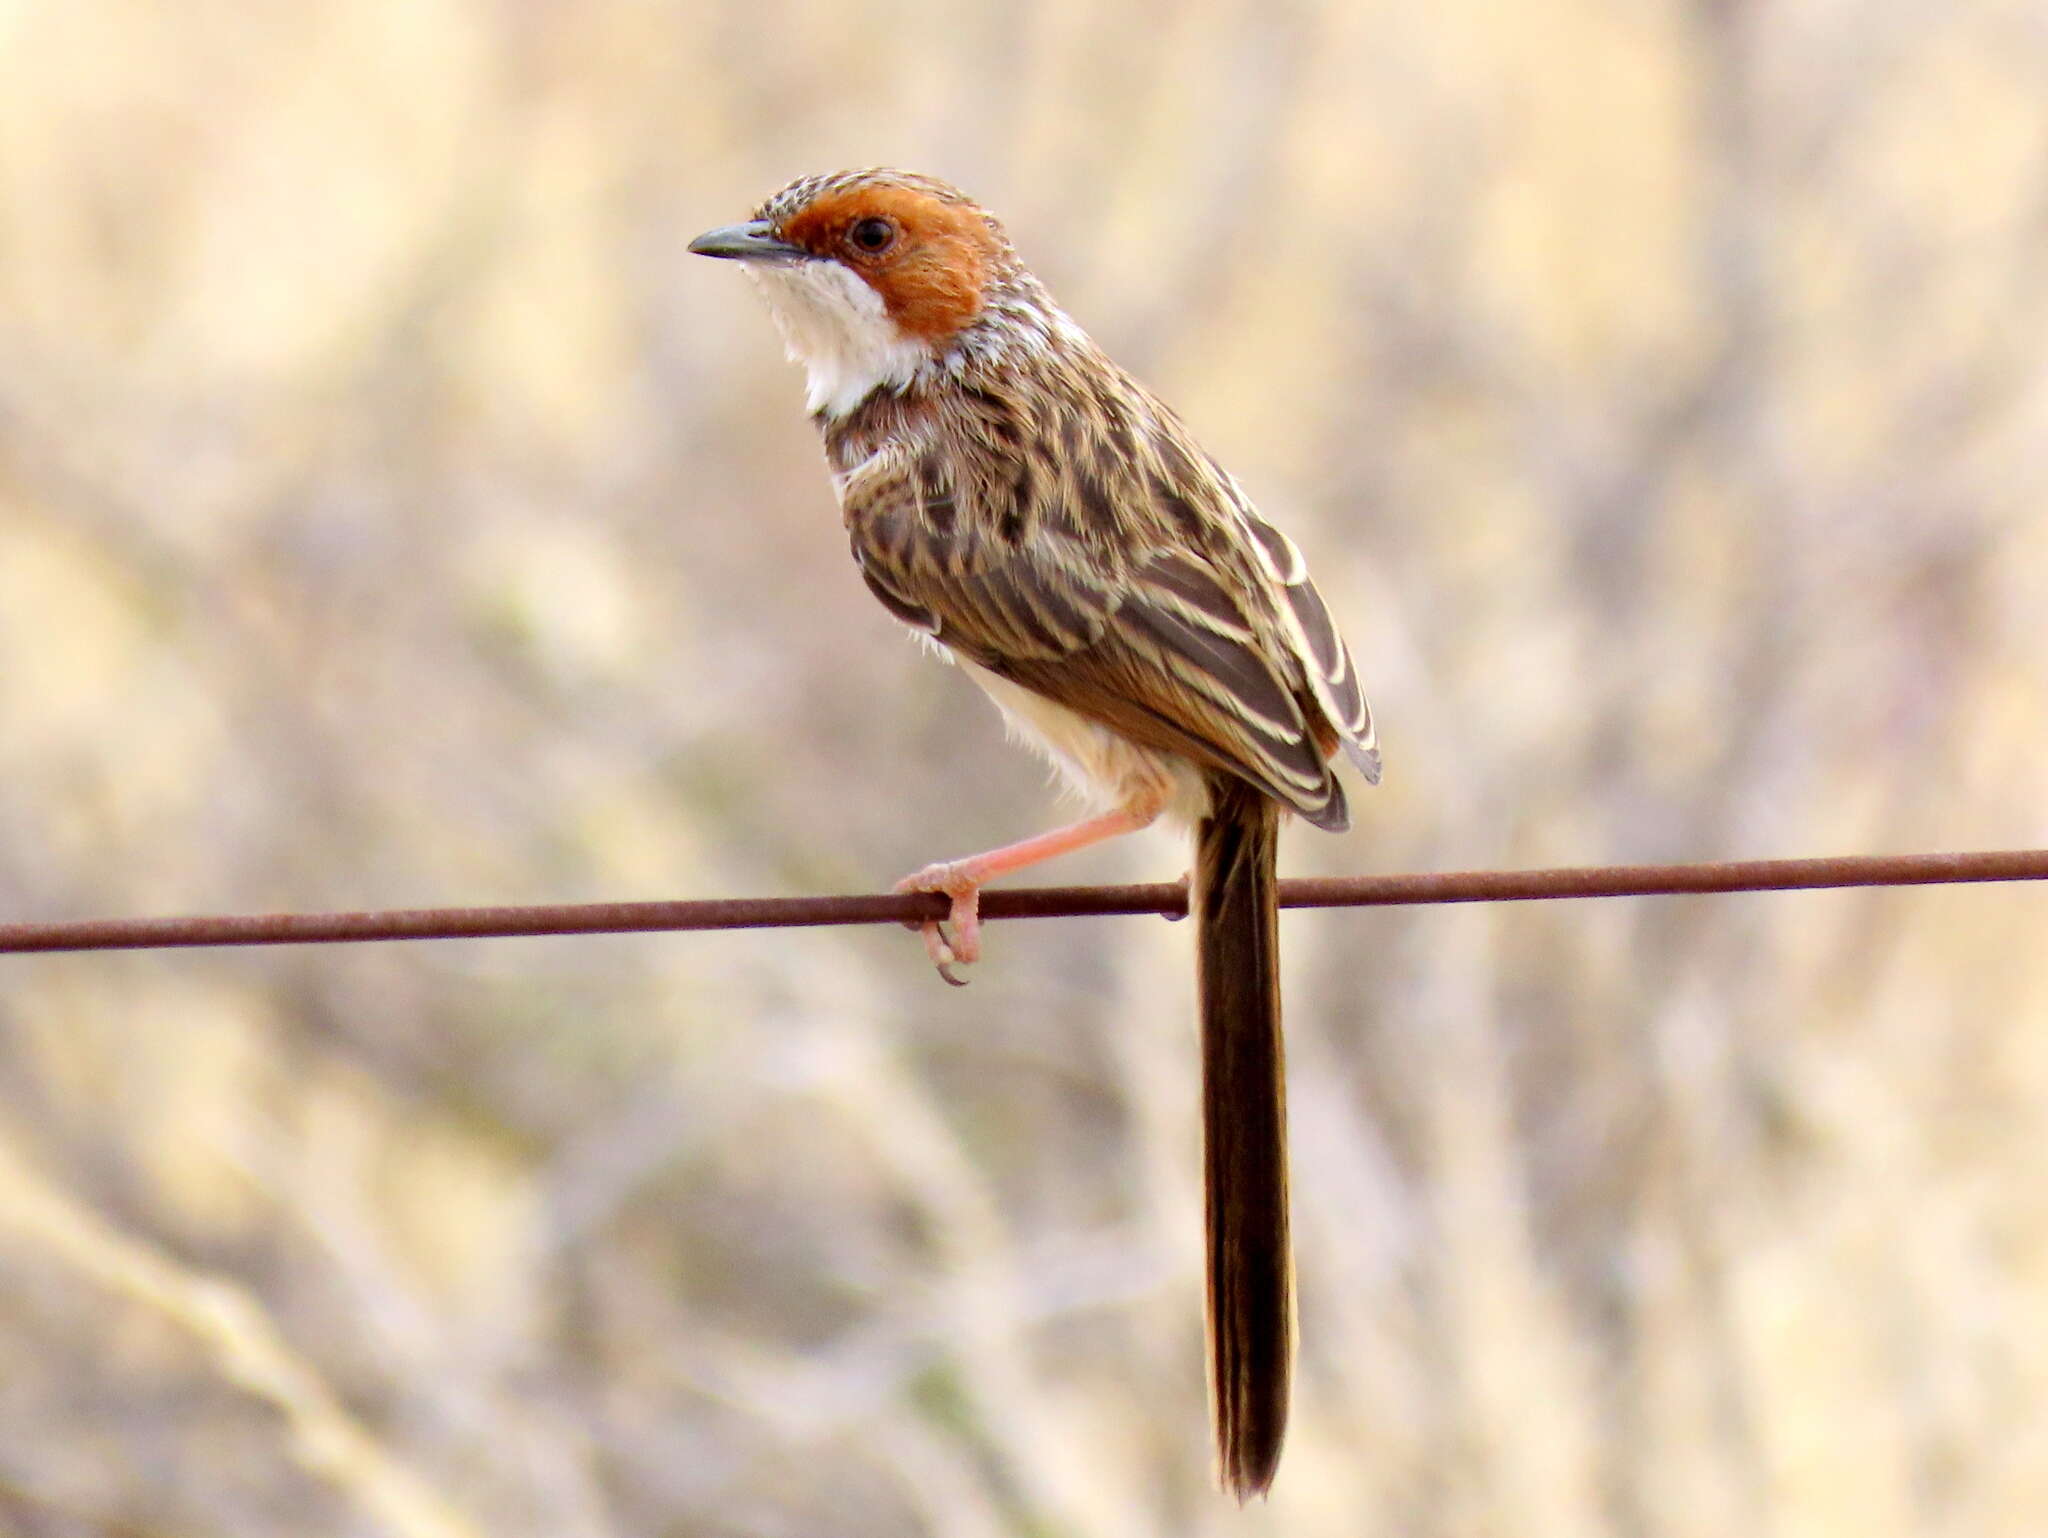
[895, 862, 984, 985]
[917, 915, 971, 986]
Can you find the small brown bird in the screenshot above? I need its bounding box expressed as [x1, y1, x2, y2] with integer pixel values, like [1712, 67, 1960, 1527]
[691, 170, 1378, 1499]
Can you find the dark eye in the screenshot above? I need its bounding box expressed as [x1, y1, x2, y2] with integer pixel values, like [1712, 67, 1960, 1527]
[849, 217, 896, 253]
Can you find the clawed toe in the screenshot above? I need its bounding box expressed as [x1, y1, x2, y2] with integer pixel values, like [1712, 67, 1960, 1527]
[895, 864, 984, 984]
[919, 922, 970, 987]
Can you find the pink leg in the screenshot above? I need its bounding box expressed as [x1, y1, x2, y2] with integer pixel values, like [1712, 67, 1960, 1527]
[895, 796, 1162, 984]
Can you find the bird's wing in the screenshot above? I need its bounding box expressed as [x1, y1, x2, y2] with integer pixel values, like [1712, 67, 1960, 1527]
[845, 450, 1349, 829]
[1231, 505, 1380, 786]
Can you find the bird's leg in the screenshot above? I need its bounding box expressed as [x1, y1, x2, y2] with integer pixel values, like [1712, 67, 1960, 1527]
[895, 793, 1163, 984]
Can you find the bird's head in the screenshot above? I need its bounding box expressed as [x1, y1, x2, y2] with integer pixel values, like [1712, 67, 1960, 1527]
[690, 169, 1035, 418]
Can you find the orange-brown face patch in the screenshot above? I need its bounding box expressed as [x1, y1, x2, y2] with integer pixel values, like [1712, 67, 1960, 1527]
[778, 185, 997, 345]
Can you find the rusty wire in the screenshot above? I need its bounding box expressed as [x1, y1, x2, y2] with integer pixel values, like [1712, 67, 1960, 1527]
[1, 848, 2044, 955]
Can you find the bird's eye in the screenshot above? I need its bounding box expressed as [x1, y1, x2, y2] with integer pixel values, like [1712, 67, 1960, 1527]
[849, 217, 897, 253]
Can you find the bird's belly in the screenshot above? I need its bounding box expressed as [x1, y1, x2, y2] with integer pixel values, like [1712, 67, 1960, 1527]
[953, 658, 1212, 827]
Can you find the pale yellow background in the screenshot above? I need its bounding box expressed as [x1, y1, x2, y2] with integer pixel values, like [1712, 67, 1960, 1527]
[1, 1, 2045, 1533]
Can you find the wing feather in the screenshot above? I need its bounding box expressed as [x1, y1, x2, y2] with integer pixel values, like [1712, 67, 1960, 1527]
[844, 440, 1365, 825]
[1241, 509, 1380, 784]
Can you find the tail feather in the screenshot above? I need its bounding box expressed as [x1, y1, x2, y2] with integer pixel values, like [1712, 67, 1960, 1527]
[1192, 775, 1292, 1500]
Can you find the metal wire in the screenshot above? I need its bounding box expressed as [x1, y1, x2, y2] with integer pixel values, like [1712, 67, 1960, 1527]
[2, 848, 2044, 955]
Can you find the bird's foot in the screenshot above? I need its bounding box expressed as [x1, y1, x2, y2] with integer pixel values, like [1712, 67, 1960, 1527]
[893, 861, 983, 986]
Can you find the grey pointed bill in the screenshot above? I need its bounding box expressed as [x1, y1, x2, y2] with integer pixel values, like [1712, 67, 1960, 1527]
[687, 219, 810, 264]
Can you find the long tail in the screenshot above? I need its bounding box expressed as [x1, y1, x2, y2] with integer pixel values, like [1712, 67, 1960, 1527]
[1192, 775, 1292, 1500]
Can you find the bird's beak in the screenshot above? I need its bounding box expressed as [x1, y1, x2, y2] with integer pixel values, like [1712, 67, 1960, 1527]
[687, 219, 809, 264]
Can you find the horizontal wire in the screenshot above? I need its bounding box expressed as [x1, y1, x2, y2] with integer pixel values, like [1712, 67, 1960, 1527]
[2, 847, 2045, 956]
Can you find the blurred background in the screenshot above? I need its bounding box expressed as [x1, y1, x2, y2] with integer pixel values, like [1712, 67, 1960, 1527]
[2, 0, 2046, 1533]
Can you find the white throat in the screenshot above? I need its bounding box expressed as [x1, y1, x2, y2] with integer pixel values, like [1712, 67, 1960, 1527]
[747, 261, 931, 419]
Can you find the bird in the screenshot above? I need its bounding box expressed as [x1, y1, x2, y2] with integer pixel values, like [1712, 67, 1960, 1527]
[690, 169, 1378, 1500]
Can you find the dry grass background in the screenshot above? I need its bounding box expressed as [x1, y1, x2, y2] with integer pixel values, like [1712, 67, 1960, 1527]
[1, 0, 2046, 1533]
